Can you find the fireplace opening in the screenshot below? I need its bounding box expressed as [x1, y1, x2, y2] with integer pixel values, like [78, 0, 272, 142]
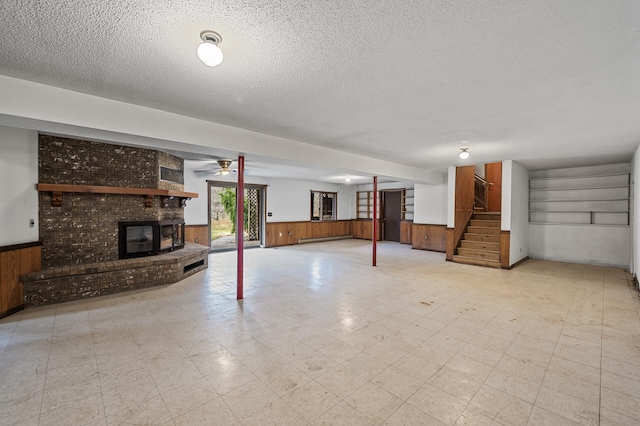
[119, 220, 185, 259]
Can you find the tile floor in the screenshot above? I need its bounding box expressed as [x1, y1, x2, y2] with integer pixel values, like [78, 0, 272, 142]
[1, 240, 639, 425]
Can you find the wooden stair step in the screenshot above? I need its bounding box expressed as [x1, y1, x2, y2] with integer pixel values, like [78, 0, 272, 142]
[452, 255, 501, 269]
[457, 247, 500, 260]
[463, 233, 500, 243]
[460, 240, 500, 250]
[473, 212, 502, 221]
[470, 220, 500, 228]
[466, 226, 501, 235]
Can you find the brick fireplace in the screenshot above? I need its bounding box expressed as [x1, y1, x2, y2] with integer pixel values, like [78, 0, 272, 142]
[21, 135, 208, 307]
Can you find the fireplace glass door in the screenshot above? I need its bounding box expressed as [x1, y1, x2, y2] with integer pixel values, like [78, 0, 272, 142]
[160, 224, 174, 251]
[126, 225, 154, 255]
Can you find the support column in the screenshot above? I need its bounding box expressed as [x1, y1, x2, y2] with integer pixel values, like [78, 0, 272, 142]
[372, 176, 377, 266]
[237, 156, 245, 300]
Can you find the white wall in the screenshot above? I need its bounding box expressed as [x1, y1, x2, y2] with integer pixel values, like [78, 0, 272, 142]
[0, 125, 39, 245]
[508, 161, 529, 265]
[184, 161, 352, 225]
[447, 166, 456, 228]
[529, 224, 630, 268]
[501, 161, 512, 231]
[356, 181, 414, 192]
[414, 177, 447, 225]
[267, 180, 352, 222]
[631, 144, 639, 276]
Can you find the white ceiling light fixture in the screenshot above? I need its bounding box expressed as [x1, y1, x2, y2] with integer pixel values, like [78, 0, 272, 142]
[345, 177, 351, 183]
[197, 30, 223, 67]
[459, 148, 470, 160]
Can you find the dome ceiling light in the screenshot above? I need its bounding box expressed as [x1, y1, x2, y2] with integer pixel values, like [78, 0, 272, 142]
[459, 147, 470, 160]
[197, 30, 223, 67]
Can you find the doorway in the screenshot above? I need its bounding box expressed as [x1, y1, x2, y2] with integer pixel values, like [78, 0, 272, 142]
[208, 181, 265, 251]
[383, 191, 402, 242]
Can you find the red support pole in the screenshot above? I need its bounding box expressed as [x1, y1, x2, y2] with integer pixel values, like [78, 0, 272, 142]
[372, 176, 377, 266]
[237, 156, 244, 300]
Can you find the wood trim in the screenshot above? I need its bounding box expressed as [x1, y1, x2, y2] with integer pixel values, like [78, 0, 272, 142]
[0, 304, 24, 320]
[500, 230, 510, 269]
[37, 184, 198, 207]
[0, 241, 42, 253]
[445, 227, 454, 261]
[411, 224, 446, 252]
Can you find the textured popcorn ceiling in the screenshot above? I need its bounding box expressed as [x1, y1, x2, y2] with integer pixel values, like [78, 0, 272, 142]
[1, 0, 639, 176]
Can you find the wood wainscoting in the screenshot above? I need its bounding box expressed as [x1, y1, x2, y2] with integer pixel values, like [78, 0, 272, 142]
[0, 241, 42, 318]
[411, 224, 447, 252]
[351, 219, 382, 241]
[266, 220, 351, 247]
[445, 227, 454, 261]
[400, 221, 412, 245]
[500, 230, 510, 269]
[185, 224, 209, 246]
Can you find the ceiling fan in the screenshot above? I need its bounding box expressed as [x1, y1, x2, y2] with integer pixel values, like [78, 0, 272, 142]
[195, 159, 249, 175]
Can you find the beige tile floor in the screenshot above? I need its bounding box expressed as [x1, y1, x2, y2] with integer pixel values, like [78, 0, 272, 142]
[1, 240, 639, 426]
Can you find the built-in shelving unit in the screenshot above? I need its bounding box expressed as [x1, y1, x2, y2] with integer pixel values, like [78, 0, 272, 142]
[528, 172, 630, 226]
[356, 188, 414, 220]
[402, 188, 414, 220]
[356, 191, 380, 219]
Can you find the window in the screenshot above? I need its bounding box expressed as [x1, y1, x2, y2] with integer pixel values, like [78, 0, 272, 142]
[311, 191, 337, 221]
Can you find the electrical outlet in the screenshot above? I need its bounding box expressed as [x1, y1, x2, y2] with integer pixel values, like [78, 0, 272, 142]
[195, 238, 199, 243]
[279, 232, 282, 237]
[29, 219, 35, 228]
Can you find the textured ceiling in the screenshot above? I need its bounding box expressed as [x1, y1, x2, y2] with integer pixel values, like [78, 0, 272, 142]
[1, 0, 639, 177]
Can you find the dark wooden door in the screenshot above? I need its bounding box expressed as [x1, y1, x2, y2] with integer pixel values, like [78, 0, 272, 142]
[383, 191, 401, 242]
[486, 162, 502, 212]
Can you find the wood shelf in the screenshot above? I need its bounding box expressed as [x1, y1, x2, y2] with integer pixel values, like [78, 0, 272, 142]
[37, 183, 198, 208]
[529, 172, 629, 181]
[528, 171, 630, 226]
[529, 185, 630, 191]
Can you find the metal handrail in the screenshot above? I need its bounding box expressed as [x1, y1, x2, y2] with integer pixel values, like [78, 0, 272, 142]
[474, 174, 494, 186]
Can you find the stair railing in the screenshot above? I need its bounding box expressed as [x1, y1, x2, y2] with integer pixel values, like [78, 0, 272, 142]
[474, 174, 492, 211]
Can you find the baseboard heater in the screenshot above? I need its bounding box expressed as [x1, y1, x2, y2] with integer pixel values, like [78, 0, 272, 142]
[184, 259, 204, 273]
[298, 235, 353, 245]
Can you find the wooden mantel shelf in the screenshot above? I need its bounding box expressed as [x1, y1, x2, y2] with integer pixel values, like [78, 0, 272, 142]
[37, 183, 198, 208]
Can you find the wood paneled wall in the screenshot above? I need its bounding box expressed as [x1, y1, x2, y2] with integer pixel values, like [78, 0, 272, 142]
[411, 224, 447, 252]
[500, 231, 510, 269]
[445, 228, 454, 261]
[448, 165, 475, 259]
[185, 224, 209, 246]
[266, 220, 352, 247]
[351, 219, 382, 241]
[400, 221, 412, 245]
[0, 241, 42, 318]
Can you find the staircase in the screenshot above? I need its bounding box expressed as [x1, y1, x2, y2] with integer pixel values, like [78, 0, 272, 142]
[453, 212, 501, 268]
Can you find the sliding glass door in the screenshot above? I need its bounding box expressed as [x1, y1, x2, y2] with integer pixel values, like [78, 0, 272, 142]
[208, 181, 265, 251]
